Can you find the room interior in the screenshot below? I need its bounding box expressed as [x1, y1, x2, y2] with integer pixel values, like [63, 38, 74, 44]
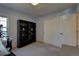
[0, 3, 79, 56]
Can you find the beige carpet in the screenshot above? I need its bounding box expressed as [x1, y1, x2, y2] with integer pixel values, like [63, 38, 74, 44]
[12, 42, 79, 56]
[12, 42, 60, 56]
[60, 45, 79, 56]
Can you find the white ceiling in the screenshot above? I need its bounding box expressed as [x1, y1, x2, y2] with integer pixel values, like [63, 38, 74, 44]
[0, 3, 76, 17]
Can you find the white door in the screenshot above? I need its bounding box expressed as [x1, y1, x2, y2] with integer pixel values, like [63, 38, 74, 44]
[77, 13, 79, 47]
[44, 17, 62, 47]
[60, 13, 76, 47]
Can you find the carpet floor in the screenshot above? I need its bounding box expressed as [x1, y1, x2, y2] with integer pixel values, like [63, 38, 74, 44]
[12, 42, 60, 56]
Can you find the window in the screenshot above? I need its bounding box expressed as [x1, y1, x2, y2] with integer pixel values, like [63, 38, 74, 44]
[0, 16, 8, 38]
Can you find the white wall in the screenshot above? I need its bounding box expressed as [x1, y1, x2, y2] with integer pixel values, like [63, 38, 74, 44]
[36, 8, 77, 48]
[36, 19, 44, 42]
[0, 6, 35, 48]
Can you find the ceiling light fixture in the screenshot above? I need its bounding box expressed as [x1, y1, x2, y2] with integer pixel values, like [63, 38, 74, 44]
[31, 3, 39, 6]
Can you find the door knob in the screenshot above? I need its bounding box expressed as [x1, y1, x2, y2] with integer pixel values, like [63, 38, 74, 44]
[59, 33, 63, 35]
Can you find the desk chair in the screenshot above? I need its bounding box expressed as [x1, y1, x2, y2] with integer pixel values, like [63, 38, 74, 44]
[6, 38, 15, 56]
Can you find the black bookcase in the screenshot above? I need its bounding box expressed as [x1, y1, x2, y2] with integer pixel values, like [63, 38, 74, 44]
[17, 20, 36, 48]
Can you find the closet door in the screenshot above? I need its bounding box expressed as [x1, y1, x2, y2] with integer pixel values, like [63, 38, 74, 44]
[44, 17, 62, 47]
[44, 13, 76, 48]
[60, 14, 76, 47]
[77, 13, 79, 47]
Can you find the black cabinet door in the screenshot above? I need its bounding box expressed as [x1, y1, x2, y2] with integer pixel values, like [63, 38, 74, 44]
[17, 20, 36, 48]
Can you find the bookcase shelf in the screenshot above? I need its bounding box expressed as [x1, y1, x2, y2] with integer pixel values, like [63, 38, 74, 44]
[17, 20, 36, 48]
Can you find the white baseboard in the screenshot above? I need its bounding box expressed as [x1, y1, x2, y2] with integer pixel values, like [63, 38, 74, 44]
[36, 41, 60, 48]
